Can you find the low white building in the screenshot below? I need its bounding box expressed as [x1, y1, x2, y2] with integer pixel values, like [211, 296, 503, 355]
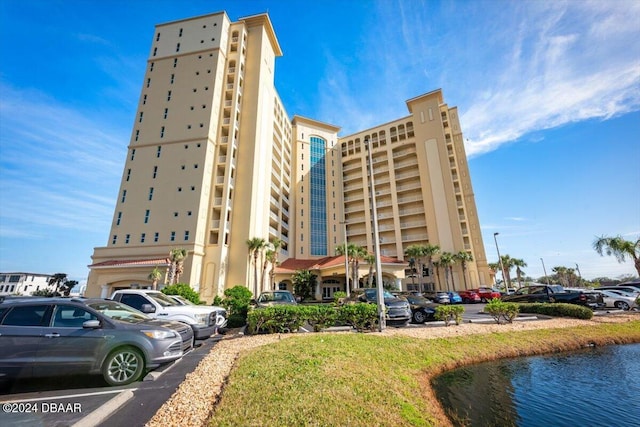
[0, 272, 57, 296]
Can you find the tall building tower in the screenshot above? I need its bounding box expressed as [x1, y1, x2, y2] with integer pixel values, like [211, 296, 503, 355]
[87, 12, 292, 300]
[338, 90, 490, 289]
[86, 11, 491, 301]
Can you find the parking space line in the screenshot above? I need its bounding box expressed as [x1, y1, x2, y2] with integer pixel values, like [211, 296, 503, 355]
[71, 390, 134, 427]
[0, 388, 136, 403]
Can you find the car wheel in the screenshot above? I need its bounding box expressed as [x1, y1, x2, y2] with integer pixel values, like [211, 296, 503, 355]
[615, 301, 630, 311]
[412, 310, 427, 324]
[102, 346, 145, 386]
[481, 297, 487, 303]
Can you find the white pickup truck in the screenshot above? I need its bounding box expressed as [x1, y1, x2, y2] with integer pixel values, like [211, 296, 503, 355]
[110, 289, 226, 340]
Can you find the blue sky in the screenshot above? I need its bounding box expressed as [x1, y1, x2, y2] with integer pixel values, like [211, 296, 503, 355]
[1, 0, 639, 283]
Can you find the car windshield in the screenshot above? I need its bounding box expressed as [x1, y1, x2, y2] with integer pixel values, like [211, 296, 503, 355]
[148, 292, 180, 307]
[407, 296, 429, 304]
[171, 295, 195, 305]
[364, 289, 396, 299]
[259, 291, 294, 302]
[87, 301, 150, 323]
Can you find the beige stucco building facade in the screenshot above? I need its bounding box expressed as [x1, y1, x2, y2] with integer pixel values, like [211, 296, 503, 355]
[86, 11, 491, 301]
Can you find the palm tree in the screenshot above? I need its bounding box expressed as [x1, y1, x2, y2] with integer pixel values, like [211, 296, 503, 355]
[336, 243, 367, 289]
[407, 257, 417, 289]
[265, 238, 284, 290]
[246, 237, 266, 295]
[500, 254, 515, 288]
[432, 260, 442, 289]
[593, 235, 640, 277]
[169, 248, 187, 284]
[405, 245, 424, 291]
[512, 258, 527, 289]
[454, 251, 473, 290]
[488, 262, 501, 286]
[422, 244, 441, 290]
[352, 245, 368, 288]
[439, 252, 455, 291]
[364, 253, 376, 287]
[148, 266, 163, 290]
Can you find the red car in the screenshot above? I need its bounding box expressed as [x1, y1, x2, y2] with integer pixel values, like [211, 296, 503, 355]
[458, 290, 482, 303]
[472, 287, 502, 302]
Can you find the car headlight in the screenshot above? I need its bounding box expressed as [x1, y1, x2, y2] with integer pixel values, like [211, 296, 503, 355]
[142, 329, 178, 339]
[194, 313, 209, 325]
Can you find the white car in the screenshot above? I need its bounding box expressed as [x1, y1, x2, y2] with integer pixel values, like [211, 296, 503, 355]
[166, 294, 228, 330]
[596, 290, 637, 311]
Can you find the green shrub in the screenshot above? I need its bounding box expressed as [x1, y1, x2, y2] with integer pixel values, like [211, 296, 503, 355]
[435, 305, 465, 326]
[517, 303, 593, 319]
[337, 303, 379, 332]
[222, 285, 253, 317]
[161, 283, 201, 304]
[484, 298, 520, 324]
[31, 289, 56, 297]
[333, 291, 346, 305]
[226, 313, 247, 328]
[212, 295, 223, 306]
[305, 305, 338, 332]
[247, 305, 308, 334]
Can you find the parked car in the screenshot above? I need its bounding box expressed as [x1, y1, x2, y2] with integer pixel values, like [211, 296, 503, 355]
[458, 290, 482, 303]
[595, 290, 637, 311]
[502, 285, 604, 309]
[252, 290, 298, 307]
[423, 291, 451, 304]
[111, 289, 225, 340]
[596, 285, 640, 296]
[347, 288, 411, 326]
[165, 294, 228, 328]
[0, 297, 192, 386]
[471, 287, 503, 302]
[447, 291, 463, 304]
[403, 295, 440, 323]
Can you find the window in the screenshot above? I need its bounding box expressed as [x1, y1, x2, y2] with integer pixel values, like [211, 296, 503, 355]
[173, 58, 178, 67]
[112, 235, 117, 244]
[173, 212, 178, 217]
[130, 149, 136, 160]
[148, 187, 154, 200]
[150, 62, 154, 72]
[156, 32, 160, 41]
[170, 74, 174, 84]
[126, 168, 131, 181]
[144, 209, 150, 224]
[157, 146, 162, 158]
[153, 47, 157, 56]
[140, 233, 146, 243]
[121, 190, 127, 203]
[143, 94, 147, 105]
[52, 306, 97, 328]
[153, 166, 158, 178]
[178, 187, 182, 192]
[2, 305, 50, 327]
[178, 28, 182, 37]
[176, 43, 180, 52]
[160, 126, 165, 138]
[170, 231, 176, 241]
[167, 90, 172, 101]
[146, 78, 150, 88]
[139, 112, 143, 123]
[125, 234, 130, 244]
[154, 232, 159, 242]
[116, 212, 122, 226]
[164, 108, 168, 119]
[135, 130, 139, 141]
[184, 230, 190, 241]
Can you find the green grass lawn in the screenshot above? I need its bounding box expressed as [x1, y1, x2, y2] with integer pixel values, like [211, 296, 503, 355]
[209, 321, 640, 426]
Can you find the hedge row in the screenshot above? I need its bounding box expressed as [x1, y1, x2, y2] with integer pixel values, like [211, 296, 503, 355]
[516, 302, 594, 320]
[246, 303, 379, 334]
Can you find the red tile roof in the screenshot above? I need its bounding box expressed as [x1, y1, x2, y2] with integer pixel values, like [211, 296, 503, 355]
[275, 255, 406, 273]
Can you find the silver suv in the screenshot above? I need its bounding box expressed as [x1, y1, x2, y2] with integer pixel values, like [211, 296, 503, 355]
[0, 297, 193, 386]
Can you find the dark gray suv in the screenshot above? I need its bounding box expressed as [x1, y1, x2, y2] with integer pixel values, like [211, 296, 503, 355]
[0, 297, 193, 386]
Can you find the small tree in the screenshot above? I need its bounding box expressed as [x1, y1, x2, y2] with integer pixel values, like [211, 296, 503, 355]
[593, 235, 640, 277]
[48, 273, 74, 296]
[292, 269, 316, 301]
[148, 266, 163, 290]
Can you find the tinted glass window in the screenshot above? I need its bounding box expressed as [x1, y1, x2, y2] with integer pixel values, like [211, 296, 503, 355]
[52, 306, 98, 328]
[2, 305, 50, 326]
[119, 294, 149, 311]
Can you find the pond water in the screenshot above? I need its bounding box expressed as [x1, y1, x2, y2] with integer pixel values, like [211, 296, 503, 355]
[432, 343, 640, 427]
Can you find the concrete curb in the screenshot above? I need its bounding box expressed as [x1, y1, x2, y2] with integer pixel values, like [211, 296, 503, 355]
[71, 390, 134, 427]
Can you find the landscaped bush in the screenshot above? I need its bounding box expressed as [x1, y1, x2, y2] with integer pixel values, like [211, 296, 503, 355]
[484, 298, 520, 324]
[305, 305, 338, 332]
[247, 305, 308, 334]
[337, 303, 378, 332]
[517, 303, 593, 319]
[435, 304, 465, 326]
[221, 285, 253, 317]
[161, 283, 201, 304]
[333, 291, 346, 305]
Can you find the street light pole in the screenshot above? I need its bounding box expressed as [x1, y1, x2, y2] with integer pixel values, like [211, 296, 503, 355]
[341, 220, 350, 296]
[541, 258, 549, 285]
[493, 232, 508, 289]
[365, 137, 385, 331]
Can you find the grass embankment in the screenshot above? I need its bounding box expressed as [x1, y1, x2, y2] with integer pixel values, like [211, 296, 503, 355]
[209, 321, 640, 427]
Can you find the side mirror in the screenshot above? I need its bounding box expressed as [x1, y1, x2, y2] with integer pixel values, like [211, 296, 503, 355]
[141, 303, 155, 313]
[295, 296, 302, 303]
[250, 299, 257, 306]
[358, 295, 366, 302]
[83, 320, 101, 329]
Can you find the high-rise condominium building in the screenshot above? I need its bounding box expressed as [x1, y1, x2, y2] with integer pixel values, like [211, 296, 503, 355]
[86, 11, 491, 301]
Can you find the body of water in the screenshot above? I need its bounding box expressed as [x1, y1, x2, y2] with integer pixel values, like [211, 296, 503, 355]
[432, 343, 640, 427]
